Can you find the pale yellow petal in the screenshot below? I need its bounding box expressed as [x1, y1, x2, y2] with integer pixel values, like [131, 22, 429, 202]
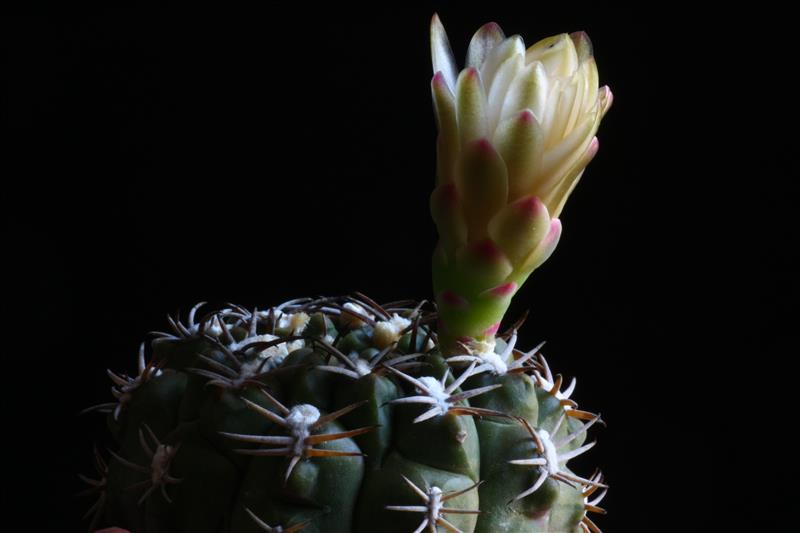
[543, 137, 599, 218]
[599, 85, 614, 117]
[550, 77, 579, 142]
[540, 78, 562, 147]
[432, 72, 458, 185]
[520, 218, 562, 272]
[500, 60, 548, 125]
[525, 33, 577, 77]
[570, 31, 593, 63]
[456, 68, 489, 147]
[538, 111, 597, 195]
[488, 195, 551, 266]
[480, 35, 525, 92]
[466, 22, 506, 70]
[486, 53, 523, 134]
[455, 239, 514, 289]
[492, 109, 544, 201]
[430, 13, 458, 91]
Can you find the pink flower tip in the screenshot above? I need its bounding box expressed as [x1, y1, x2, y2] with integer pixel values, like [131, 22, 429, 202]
[583, 137, 599, 160]
[471, 138, 495, 155]
[433, 182, 459, 208]
[488, 282, 517, 297]
[601, 86, 614, 109]
[441, 182, 458, 201]
[570, 31, 590, 44]
[469, 239, 503, 262]
[440, 289, 468, 308]
[546, 218, 563, 241]
[517, 109, 537, 124]
[515, 195, 546, 217]
[484, 322, 501, 336]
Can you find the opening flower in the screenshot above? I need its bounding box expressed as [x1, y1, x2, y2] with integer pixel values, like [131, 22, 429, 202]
[430, 14, 612, 347]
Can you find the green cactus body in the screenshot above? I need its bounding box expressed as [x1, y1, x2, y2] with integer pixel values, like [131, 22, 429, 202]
[81, 296, 605, 532]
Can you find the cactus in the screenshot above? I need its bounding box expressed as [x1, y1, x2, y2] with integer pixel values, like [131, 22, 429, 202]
[81, 14, 611, 533]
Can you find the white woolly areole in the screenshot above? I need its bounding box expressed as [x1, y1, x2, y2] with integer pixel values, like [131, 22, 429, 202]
[373, 314, 412, 348]
[230, 335, 304, 381]
[256, 309, 310, 334]
[238, 353, 282, 378]
[287, 404, 320, 428]
[480, 351, 509, 374]
[418, 376, 450, 415]
[151, 445, 173, 484]
[467, 337, 496, 355]
[538, 429, 560, 475]
[231, 334, 304, 361]
[286, 404, 320, 456]
[257, 309, 278, 320]
[428, 486, 444, 522]
[327, 352, 373, 378]
[354, 358, 372, 377]
[341, 302, 374, 328]
[465, 337, 509, 375]
[326, 351, 372, 378]
[277, 312, 311, 334]
[535, 373, 575, 411]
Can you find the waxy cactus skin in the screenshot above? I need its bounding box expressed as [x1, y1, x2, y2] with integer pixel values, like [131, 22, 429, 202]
[81, 296, 606, 532]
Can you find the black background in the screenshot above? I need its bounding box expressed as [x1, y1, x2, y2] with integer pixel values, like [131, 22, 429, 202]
[4, 3, 796, 531]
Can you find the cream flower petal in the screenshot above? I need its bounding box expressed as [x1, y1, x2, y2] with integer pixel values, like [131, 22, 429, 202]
[493, 109, 544, 201]
[431, 72, 458, 185]
[538, 111, 597, 196]
[430, 14, 458, 92]
[599, 85, 614, 117]
[500, 60, 548, 126]
[466, 22, 505, 70]
[540, 77, 563, 147]
[430, 18, 610, 286]
[526, 33, 578, 77]
[488, 195, 551, 265]
[544, 137, 599, 218]
[486, 54, 524, 133]
[456, 68, 489, 147]
[521, 218, 562, 272]
[480, 35, 525, 94]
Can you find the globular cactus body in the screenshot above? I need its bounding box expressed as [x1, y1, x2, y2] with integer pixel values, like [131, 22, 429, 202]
[82, 295, 605, 533]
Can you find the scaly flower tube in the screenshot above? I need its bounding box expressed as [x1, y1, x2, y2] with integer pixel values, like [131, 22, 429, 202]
[429, 14, 612, 351]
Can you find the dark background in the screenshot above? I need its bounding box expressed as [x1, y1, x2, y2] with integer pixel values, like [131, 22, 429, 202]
[3, 3, 796, 531]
